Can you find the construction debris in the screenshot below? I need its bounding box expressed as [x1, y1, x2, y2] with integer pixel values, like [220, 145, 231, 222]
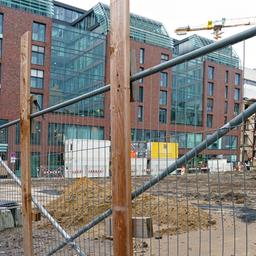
[46, 177, 215, 235]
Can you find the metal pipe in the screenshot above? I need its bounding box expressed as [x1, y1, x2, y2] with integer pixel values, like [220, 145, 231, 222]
[131, 25, 256, 82]
[0, 85, 111, 130]
[0, 158, 86, 256]
[1, 26, 256, 131]
[47, 100, 256, 255]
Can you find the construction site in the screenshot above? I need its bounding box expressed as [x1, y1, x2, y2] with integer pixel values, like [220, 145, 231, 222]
[0, 0, 256, 255]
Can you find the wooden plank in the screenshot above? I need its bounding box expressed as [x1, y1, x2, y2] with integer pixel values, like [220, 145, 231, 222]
[110, 0, 133, 255]
[20, 31, 33, 256]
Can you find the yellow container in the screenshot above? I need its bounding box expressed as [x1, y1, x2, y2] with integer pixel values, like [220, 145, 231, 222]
[150, 142, 178, 159]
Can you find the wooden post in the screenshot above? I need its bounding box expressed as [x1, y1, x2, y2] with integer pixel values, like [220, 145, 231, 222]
[20, 31, 33, 256]
[110, 0, 133, 256]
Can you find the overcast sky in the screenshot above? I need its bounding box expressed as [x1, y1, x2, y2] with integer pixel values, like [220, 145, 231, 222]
[61, 0, 256, 69]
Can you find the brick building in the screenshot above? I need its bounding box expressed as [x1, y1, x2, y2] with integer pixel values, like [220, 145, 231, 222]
[0, 0, 243, 175]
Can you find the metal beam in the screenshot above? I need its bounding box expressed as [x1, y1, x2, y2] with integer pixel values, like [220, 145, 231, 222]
[47, 100, 256, 255]
[2, 25, 256, 131]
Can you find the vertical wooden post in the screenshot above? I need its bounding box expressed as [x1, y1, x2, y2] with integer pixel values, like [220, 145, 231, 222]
[110, 0, 133, 256]
[20, 31, 33, 256]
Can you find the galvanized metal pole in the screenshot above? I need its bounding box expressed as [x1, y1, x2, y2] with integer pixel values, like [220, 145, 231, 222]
[20, 31, 33, 256]
[2, 26, 256, 132]
[46, 98, 256, 256]
[0, 158, 86, 256]
[110, 0, 133, 255]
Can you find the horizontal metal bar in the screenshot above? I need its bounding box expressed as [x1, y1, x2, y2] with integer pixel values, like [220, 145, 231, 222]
[2, 26, 256, 131]
[48, 100, 256, 255]
[0, 158, 86, 256]
[131, 25, 256, 82]
[0, 85, 111, 130]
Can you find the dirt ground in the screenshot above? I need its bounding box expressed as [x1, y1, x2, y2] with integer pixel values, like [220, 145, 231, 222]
[0, 171, 256, 255]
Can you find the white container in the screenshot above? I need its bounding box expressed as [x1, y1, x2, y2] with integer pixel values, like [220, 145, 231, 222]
[64, 139, 111, 178]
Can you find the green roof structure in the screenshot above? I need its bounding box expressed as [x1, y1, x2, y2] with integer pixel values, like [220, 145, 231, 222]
[0, 0, 54, 17]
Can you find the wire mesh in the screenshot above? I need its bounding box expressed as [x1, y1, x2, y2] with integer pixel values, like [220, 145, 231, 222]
[0, 32, 256, 256]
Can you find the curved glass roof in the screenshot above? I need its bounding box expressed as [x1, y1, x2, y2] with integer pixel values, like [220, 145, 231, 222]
[92, 2, 173, 49]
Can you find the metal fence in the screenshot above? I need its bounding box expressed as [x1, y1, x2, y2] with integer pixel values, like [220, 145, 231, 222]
[1, 14, 256, 256]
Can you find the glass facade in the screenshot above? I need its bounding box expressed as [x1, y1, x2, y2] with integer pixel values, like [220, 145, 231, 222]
[82, 3, 173, 49]
[207, 135, 238, 150]
[0, 0, 54, 17]
[131, 129, 166, 142]
[53, 4, 84, 23]
[170, 132, 202, 148]
[48, 123, 104, 145]
[50, 23, 106, 117]
[171, 59, 203, 126]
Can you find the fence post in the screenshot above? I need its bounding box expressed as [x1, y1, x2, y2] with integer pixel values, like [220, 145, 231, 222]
[20, 31, 33, 256]
[110, 0, 133, 255]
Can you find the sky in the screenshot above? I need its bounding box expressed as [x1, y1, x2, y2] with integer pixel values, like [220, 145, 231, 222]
[61, 0, 256, 69]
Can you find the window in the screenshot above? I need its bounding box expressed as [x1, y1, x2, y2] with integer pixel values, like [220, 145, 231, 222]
[207, 98, 213, 112]
[161, 53, 169, 63]
[32, 22, 46, 42]
[208, 66, 214, 80]
[0, 14, 3, 58]
[207, 114, 213, 128]
[32, 45, 45, 65]
[159, 108, 167, 123]
[16, 122, 41, 145]
[31, 93, 43, 109]
[235, 73, 241, 86]
[234, 103, 240, 115]
[225, 86, 228, 99]
[160, 72, 168, 87]
[159, 90, 167, 105]
[139, 48, 145, 64]
[31, 69, 44, 88]
[0, 119, 8, 144]
[139, 67, 144, 83]
[225, 70, 229, 84]
[207, 82, 214, 96]
[138, 106, 143, 121]
[224, 101, 228, 114]
[234, 88, 240, 101]
[224, 116, 227, 124]
[138, 87, 143, 102]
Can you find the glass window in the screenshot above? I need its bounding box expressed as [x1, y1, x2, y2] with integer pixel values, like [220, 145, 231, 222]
[139, 48, 145, 64]
[225, 70, 229, 84]
[0, 14, 3, 34]
[224, 116, 227, 124]
[139, 67, 144, 83]
[32, 45, 45, 65]
[161, 53, 169, 63]
[160, 72, 168, 87]
[235, 73, 241, 86]
[207, 114, 213, 128]
[207, 98, 213, 112]
[138, 106, 143, 121]
[48, 152, 64, 170]
[31, 69, 44, 88]
[138, 87, 143, 102]
[208, 66, 214, 80]
[159, 108, 167, 123]
[32, 22, 46, 42]
[16, 122, 41, 145]
[0, 119, 8, 144]
[31, 93, 43, 109]
[159, 90, 167, 105]
[234, 88, 240, 101]
[234, 103, 240, 115]
[225, 86, 228, 99]
[207, 82, 214, 96]
[224, 101, 228, 114]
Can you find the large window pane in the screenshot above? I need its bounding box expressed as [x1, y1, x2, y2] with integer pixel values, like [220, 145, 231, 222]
[160, 72, 168, 87]
[159, 108, 167, 123]
[31, 69, 44, 88]
[159, 90, 167, 105]
[208, 66, 214, 80]
[32, 45, 45, 65]
[32, 22, 46, 42]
